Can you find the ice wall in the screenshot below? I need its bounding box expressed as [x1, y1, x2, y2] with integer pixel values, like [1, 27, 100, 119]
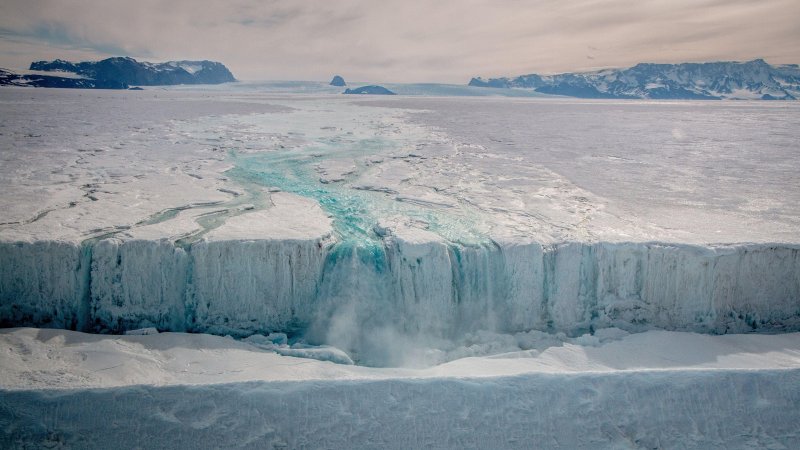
[1, 237, 798, 358]
[91, 239, 189, 333]
[0, 241, 89, 329]
[191, 238, 328, 336]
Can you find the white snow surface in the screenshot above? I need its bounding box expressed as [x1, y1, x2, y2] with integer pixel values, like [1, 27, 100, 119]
[16, 69, 89, 79]
[2, 89, 797, 244]
[3, 327, 799, 388]
[1, 327, 799, 449]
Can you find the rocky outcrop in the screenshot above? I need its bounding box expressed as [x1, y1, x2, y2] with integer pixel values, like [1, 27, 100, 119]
[0, 57, 236, 89]
[330, 75, 346, 86]
[30, 57, 236, 86]
[0, 68, 128, 89]
[343, 85, 396, 95]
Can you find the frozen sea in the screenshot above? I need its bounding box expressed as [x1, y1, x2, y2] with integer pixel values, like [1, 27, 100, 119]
[0, 84, 799, 448]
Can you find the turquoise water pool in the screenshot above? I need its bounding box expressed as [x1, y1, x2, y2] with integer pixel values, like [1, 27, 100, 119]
[228, 134, 489, 246]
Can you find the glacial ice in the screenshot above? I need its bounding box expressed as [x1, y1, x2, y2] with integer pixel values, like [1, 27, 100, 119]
[2, 236, 798, 365]
[1, 88, 799, 448]
[1, 89, 799, 367]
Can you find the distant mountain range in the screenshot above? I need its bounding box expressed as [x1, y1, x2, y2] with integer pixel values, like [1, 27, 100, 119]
[469, 59, 800, 100]
[0, 57, 235, 89]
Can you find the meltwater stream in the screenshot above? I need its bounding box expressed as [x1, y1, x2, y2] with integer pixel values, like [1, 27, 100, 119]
[210, 106, 800, 366]
[224, 117, 506, 365]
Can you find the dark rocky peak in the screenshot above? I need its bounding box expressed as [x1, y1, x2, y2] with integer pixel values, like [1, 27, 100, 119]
[343, 85, 396, 95]
[330, 75, 346, 86]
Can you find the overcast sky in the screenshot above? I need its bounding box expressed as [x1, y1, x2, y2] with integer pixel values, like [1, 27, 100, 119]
[0, 0, 797, 83]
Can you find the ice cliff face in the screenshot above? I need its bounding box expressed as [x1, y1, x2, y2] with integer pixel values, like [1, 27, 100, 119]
[2, 236, 798, 364]
[470, 59, 800, 99]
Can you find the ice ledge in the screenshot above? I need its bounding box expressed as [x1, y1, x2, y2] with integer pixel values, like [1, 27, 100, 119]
[1, 236, 798, 347]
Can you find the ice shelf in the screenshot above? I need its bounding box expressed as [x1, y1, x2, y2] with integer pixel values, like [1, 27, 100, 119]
[2, 236, 798, 365]
[1, 88, 799, 366]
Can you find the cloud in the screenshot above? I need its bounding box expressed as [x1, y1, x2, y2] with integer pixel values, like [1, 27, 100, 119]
[0, 0, 797, 83]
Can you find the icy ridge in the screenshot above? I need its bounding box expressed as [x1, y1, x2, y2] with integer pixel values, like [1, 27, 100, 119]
[1, 237, 798, 362]
[469, 59, 800, 99]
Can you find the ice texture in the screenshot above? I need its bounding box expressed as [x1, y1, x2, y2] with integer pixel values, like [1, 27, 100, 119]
[191, 238, 329, 336]
[2, 371, 799, 449]
[1, 89, 799, 366]
[2, 237, 798, 365]
[2, 326, 800, 450]
[0, 241, 88, 329]
[91, 239, 190, 332]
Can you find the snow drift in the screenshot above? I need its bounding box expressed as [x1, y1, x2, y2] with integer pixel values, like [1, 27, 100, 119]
[3, 369, 799, 449]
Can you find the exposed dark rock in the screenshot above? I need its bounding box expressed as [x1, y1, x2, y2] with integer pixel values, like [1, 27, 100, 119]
[31, 57, 236, 86]
[343, 85, 396, 95]
[469, 60, 800, 100]
[330, 75, 346, 86]
[0, 57, 237, 89]
[0, 68, 128, 89]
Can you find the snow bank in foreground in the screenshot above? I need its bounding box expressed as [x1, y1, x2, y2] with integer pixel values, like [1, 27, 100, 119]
[2, 370, 798, 449]
[1, 238, 798, 365]
[4, 328, 798, 387]
[2, 327, 799, 448]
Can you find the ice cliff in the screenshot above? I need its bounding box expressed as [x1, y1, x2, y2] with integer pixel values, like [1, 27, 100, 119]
[2, 232, 798, 364]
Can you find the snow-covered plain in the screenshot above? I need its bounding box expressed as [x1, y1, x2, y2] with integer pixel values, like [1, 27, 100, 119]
[1, 87, 799, 447]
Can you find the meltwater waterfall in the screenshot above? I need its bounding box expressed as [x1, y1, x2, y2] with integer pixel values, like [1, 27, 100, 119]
[2, 236, 799, 365]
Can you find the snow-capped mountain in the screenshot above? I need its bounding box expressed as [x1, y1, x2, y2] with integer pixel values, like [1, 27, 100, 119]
[0, 68, 128, 89]
[469, 59, 800, 99]
[2, 56, 236, 88]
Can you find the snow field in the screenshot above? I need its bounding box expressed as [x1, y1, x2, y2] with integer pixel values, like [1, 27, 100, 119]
[2, 326, 799, 448]
[2, 342, 798, 450]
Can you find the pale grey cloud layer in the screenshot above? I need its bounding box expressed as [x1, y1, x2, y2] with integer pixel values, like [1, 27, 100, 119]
[0, 0, 797, 82]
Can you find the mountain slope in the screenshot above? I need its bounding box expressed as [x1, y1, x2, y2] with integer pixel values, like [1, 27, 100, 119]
[470, 59, 800, 100]
[0, 68, 128, 89]
[0, 57, 236, 89]
[30, 57, 236, 86]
